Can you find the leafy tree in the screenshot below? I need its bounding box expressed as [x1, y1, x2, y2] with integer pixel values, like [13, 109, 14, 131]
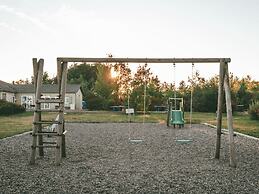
[130, 64, 163, 112]
[14, 78, 30, 84]
[66, 63, 98, 107]
[42, 72, 56, 84]
[113, 62, 132, 104]
[236, 81, 252, 110]
[67, 63, 97, 90]
[30, 72, 56, 84]
[92, 64, 116, 110]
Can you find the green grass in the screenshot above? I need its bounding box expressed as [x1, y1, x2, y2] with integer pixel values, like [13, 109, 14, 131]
[0, 112, 33, 139]
[0, 111, 258, 139]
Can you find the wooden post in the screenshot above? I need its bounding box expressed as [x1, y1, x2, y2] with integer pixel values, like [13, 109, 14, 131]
[33, 58, 44, 157]
[167, 101, 172, 127]
[61, 62, 67, 158]
[224, 63, 237, 167]
[215, 60, 225, 159]
[38, 113, 44, 157]
[55, 62, 67, 165]
[57, 59, 62, 87]
[30, 59, 44, 164]
[62, 121, 66, 158]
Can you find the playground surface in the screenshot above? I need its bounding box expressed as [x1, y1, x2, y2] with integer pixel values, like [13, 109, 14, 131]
[0, 123, 258, 193]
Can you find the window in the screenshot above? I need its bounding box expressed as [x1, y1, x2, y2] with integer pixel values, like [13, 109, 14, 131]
[40, 96, 50, 109]
[65, 96, 72, 106]
[41, 103, 50, 109]
[21, 95, 34, 109]
[1, 93, 6, 101]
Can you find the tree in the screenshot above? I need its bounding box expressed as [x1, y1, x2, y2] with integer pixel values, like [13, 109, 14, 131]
[113, 62, 132, 103]
[67, 63, 97, 90]
[14, 78, 30, 84]
[92, 64, 116, 110]
[236, 81, 252, 110]
[130, 64, 163, 112]
[30, 71, 56, 84]
[67, 63, 98, 105]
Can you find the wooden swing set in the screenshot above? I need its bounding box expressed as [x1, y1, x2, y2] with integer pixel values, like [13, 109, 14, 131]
[29, 57, 236, 167]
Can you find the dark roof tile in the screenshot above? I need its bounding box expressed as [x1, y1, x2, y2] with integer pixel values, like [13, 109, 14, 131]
[14, 84, 81, 93]
[0, 80, 16, 93]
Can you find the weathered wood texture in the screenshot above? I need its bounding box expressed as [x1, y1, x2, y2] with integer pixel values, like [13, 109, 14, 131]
[224, 64, 237, 168]
[55, 62, 68, 165]
[57, 57, 231, 63]
[61, 63, 68, 158]
[215, 60, 226, 159]
[30, 58, 44, 164]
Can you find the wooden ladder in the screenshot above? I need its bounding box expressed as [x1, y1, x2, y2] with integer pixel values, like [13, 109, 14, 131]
[29, 58, 68, 165]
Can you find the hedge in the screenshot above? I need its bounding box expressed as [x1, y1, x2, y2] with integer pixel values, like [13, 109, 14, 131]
[0, 100, 25, 115]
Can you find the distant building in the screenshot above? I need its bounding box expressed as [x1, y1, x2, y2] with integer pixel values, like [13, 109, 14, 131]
[0, 80, 82, 110]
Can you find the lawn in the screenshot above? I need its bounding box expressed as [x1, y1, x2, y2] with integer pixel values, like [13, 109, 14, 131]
[0, 111, 258, 139]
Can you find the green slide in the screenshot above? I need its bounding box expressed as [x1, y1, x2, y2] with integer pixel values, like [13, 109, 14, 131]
[171, 110, 184, 127]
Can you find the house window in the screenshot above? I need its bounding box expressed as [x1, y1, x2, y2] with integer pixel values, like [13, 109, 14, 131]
[65, 96, 73, 109]
[41, 96, 50, 109]
[65, 96, 72, 106]
[1, 93, 6, 101]
[21, 96, 34, 109]
[41, 103, 50, 109]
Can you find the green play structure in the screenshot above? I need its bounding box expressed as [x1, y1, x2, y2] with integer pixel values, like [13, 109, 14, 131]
[167, 97, 185, 128]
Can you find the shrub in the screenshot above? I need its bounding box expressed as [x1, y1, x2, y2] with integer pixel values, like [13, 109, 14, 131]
[248, 101, 259, 120]
[0, 100, 25, 116]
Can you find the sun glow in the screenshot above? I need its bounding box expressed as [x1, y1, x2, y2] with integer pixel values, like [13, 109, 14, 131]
[111, 67, 118, 78]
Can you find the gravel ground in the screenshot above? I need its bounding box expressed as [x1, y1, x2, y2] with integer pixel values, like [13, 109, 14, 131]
[0, 123, 259, 194]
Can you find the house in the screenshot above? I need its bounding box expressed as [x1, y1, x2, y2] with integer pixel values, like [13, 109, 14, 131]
[0, 80, 16, 103]
[0, 80, 82, 110]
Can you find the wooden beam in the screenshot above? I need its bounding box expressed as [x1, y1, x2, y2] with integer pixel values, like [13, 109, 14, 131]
[33, 58, 44, 157]
[30, 59, 44, 165]
[224, 63, 237, 168]
[57, 57, 231, 63]
[32, 58, 38, 88]
[215, 60, 226, 159]
[57, 59, 62, 89]
[55, 62, 68, 165]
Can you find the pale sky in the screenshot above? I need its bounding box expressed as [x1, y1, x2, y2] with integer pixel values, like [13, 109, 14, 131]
[0, 0, 259, 84]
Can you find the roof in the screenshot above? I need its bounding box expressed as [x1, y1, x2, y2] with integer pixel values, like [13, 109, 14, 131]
[14, 84, 81, 93]
[0, 80, 16, 93]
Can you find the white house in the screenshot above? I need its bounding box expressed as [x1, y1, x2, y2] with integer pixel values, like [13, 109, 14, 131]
[0, 80, 83, 110]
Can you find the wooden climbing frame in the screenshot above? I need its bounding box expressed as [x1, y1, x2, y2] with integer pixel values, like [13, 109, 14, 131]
[29, 58, 67, 165]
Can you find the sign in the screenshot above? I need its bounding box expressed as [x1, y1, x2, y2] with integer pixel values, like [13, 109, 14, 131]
[126, 108, 134, 114]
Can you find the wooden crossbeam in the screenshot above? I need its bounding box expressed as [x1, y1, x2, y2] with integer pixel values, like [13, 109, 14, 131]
[57, 57, 231, 63]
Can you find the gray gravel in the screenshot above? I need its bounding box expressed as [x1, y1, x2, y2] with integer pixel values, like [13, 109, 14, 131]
[0, 123, 259, 193]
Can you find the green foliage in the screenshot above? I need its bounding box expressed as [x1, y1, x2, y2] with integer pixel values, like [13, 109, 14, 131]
[30, 71, 56, 84]
[113, 62, 132, 101]
[248, 101, 259, 120]
[236, 82, 252, 110]
[67, 63, 98, 101]
[0, 100, 25, 115]
[93, 64, 117, 110]
[86, 93, 105, 110]
[42, 72, 57, 84]
[130, 64, 163, 112]
[67, 63, 97, 90]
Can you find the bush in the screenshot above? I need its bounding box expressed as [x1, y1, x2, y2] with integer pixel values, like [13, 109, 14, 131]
[248, 101, 259, 120]
[0, 100, 25, 116]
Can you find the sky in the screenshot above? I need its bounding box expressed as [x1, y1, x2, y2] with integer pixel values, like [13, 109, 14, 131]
[0, 0, 259, 84]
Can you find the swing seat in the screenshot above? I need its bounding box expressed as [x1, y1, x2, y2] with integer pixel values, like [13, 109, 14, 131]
[171, 110, 184, 125]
